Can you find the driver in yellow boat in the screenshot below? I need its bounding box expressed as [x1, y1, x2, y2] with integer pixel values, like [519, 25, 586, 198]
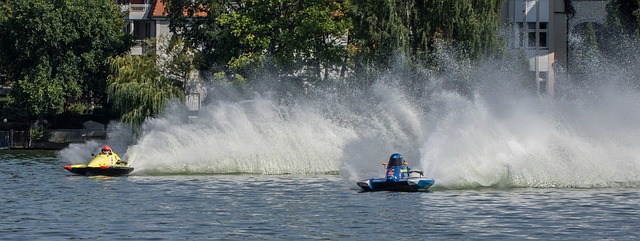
[101, 145, 127, 165]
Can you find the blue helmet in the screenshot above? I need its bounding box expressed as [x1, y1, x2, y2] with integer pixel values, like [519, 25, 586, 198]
[388, 153, 404, 167]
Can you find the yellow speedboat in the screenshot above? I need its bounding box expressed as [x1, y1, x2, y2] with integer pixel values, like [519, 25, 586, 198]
[63, 148, 133, 176]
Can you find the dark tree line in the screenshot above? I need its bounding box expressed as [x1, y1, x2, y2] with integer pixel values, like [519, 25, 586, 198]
[166, 0, 503, 86]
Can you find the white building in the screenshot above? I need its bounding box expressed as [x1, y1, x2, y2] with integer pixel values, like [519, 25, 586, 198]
[500, 0, 608, 96]
[116, 0, 203, 116]
[116, 0, 173, 55]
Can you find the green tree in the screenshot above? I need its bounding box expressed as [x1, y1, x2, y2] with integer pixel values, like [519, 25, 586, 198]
[348, 0, 412, 82]
[107, 37, 191, 130]
[230, 0, 350, 81]
[601, 0, 640, 62]
[585, 22, 600, 53]
[165, 0, 351, 84]
[0, 0, 129, 122]
[606, 0, 640, 36]
[348, 0, 502, 78]
[0, 0, 12, 86]
[165, 0, 235, 72]
[165, 0, 502, 90]
[602, 0, 640, 88]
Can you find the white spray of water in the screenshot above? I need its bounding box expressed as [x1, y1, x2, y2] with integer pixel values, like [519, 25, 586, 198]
[58, 48, 640, 189]
[58, 140, 103, 164]
[127, 95, 357, 175]
[421, 73, 640, 188]
[58, 122, 135, 164]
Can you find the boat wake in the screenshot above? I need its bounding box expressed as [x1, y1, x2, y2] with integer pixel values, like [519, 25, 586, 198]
[420, 68, 640, 189]
[57, 55, 640, 189]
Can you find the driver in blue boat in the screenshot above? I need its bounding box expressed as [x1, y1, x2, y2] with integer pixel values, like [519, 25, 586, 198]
[388, 153, 411, 178]
[100, 145, 127, 165]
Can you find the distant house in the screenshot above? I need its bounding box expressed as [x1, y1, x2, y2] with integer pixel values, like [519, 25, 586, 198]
[499, 0, 608, 96]
[116, 0, 210, 55]
[117, 0, 173, 55]
[116, 0, 204, 115]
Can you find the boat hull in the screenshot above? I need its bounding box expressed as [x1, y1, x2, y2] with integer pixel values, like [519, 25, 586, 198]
[63, 164, 134, 176]
[357, 177, 434, 192]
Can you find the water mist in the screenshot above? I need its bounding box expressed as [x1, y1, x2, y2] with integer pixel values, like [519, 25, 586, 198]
[58, 43, 640, 189]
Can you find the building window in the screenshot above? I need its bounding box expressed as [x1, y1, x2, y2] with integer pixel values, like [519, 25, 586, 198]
[145, 23, 151, 38]
[134, 22, 141, 39]
[528, 32, 536, 47]
[125, 22, 132, 35]
[519, 22, 548, 49]
[539, 32, 547, 47]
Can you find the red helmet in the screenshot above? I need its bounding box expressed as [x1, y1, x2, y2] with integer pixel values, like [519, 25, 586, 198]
[102, 145, 112, 152]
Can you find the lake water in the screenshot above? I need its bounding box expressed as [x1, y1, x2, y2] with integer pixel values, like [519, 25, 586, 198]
[1, 150, 639, 240]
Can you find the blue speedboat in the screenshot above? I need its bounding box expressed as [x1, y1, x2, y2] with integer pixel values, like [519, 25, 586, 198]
[357, 153, 435, 192]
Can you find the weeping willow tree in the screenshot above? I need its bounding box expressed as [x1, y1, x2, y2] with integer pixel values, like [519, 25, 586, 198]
[107, 38, 189, 131]
[348, 0, 503, 82]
